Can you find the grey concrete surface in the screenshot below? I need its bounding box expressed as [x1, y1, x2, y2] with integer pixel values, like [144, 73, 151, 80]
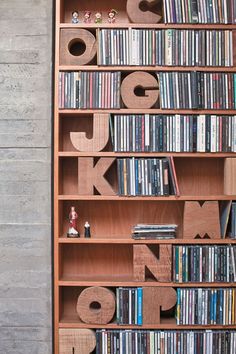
[0, 0, 53, 353]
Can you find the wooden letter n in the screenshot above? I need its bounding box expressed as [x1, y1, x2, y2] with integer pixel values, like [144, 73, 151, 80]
[133, 244, 172, 282]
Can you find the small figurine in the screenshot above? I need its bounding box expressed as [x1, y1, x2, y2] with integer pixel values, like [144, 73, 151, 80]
[84, 11, 92, 23]
[71, 11, 79, 24]
[67, 206, 80, 237]
[94, 11, 102, 24]
[84, 221, 91, 238]
[108, 9, 117, 23]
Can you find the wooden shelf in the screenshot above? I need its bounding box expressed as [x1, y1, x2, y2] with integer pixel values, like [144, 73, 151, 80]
[59, 317, 236, 330]
[58, 152, 236, 158]
[58, 237, 236, 244]
[60, 23, 236, 30]
[58, 278, 236, 287]
[59, 109, 236, 115]
[58, 195, 235, 201]
[59, 65, 236, 72]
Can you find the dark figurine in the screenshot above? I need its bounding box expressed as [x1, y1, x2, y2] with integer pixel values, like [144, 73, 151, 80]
[71, 11, 79, 24]
[84, 221, 91, 238]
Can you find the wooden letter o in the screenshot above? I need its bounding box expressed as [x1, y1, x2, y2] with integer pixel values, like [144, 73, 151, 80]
[76, 287, 116, 324]
[60, 29, 97, 65]
[121, 72, 159, 108]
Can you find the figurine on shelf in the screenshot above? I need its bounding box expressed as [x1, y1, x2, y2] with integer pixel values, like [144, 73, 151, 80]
[84, 221, 91, 238]
[84, 11, 92, 23]
[67, 206, 80, 237]
[108, 9, 117, 23]
[71, 11, 79, 24]
[94, 11, 102, 24]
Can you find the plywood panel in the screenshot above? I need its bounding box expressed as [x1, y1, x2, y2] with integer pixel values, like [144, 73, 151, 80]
[60, 244, 134, 279]
[175, 158, 224, 196]
[62, 0, 129, 23]
[61, 200, 184, 238]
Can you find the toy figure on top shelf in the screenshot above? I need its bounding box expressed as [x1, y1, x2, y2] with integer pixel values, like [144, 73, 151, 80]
[71, 11, 79, 23]
[84, 11, 91, 23]
[67, 206, 80, 237]
[94, 12, 102, 24]
[108, 9, 117, 23]
[84, 221, 91, 238]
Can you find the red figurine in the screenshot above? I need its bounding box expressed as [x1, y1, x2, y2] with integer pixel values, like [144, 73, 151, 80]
[84, 11, 91, 23]
[67, 206, 80, 237]
[108, 9, 117, 23]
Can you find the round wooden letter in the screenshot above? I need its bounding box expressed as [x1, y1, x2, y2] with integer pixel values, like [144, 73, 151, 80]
[127, 0, 162, 23]
[60, 29, 97, 65]
[76, 287, 116, 324]
[121, 72, 159, 108]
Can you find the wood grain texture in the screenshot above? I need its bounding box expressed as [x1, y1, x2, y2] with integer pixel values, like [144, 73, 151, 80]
[224, 158, 236, 195]
[183, 201, 221, 239]
[61, 244, 133, 279]
[70, 113, 110, 151]
[60, 29, 97, 65]
[76, 286, 116, 324]
[61, 200, 183, 238]
[133, 244, 172, 282]
[126, 0, 162, 23]
[143, 287, 177, 324]
[59, 328, 96, 354]
[78, 157, 116, 195]
[62, 0, 129, 23]
[121, 72, 159, 108]
[174, 157, 224, 196]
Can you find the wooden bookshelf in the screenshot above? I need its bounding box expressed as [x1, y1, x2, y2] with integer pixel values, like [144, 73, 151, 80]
[54, 0, 236, 353]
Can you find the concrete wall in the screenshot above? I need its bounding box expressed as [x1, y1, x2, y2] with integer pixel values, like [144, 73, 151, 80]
[0, 0, 52, 353]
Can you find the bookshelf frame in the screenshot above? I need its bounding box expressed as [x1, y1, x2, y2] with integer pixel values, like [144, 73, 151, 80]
[54, 1, 236, 353]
